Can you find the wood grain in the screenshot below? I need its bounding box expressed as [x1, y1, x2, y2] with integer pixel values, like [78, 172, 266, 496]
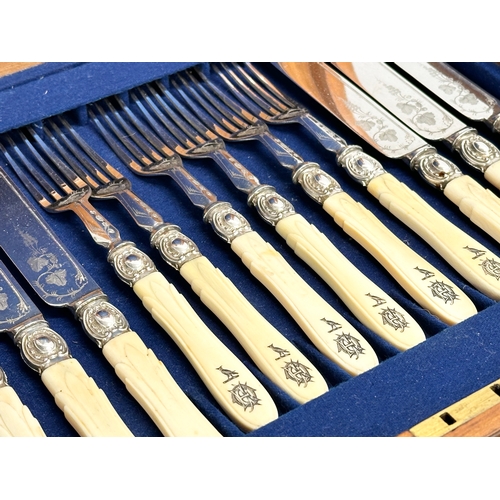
[0, 62, 42, 78]
[399, 378, 500, 437]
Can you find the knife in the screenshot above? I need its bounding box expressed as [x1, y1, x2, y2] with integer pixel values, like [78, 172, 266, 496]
[394, 62, 500, 187]
[0, 165, 224, 436]
[0, 259, 133, 436]
[332, 62, 500, 190]
[394, 63, 500, 134]
[0, 365, 46, 436]
[276, 62, 500, 247]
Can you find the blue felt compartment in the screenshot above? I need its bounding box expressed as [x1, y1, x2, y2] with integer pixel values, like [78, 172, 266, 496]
[1, 61, 500, 437]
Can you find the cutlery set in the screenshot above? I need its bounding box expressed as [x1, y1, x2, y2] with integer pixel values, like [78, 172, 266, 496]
[1, 62, 499, 437]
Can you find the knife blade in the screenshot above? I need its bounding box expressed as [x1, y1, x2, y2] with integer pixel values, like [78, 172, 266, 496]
[0, 165, 223, 436]
[0, 259, 133, 436]
[394, 62, 500, 188]
[0, 365, 46, 436]
[276, 62, 500, 246]
[394, 62, 500, 134]
[332, 62, 500, 190]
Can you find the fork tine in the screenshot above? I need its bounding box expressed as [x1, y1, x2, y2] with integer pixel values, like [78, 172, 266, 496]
[128, 86, 196, 151]
[24, 126, 89, 193]
[0, 134, 61, 207]
[105, 97, 168, 161]
[43, 122, 101, 190]
[89, 101, 163, 168]
[213, 63, 282, 119]
[48, 118, 115, 186]
[146, 83, 203, 143]
[192, 66, 261, 125]
[171, 71, 248, 137]
[224, 63, 295, 115]
[240, 62, 299, 110]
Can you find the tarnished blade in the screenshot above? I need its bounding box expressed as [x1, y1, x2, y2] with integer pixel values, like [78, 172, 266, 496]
[0, 166, 102, 310]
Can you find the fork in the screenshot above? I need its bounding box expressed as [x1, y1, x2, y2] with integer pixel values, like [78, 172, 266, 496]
[0, 128, 279, 433]
[213, 63, 500, 304]
[118, 82, 431, 350]
[133, 71, 477, 328]
[41, 116, 330, 403]
[89, 96, 385, 375]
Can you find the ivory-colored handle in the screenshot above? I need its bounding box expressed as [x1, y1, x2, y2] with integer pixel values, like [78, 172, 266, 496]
[133, 271, 278, 431]
[275, 213, 426, 350]
[322, 191, 477, 325]
[102, 331, 221, 437]
[444, 174, 500, 244]
[41, 358, 134, 437]
[230, 231, 379, 375]
[484, 160, 500, 191]
[0, 386, 46, 437]
[368, 172, 500, 301]
[180, 255, 328, 402]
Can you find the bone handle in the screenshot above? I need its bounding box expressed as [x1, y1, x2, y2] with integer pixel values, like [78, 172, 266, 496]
[0, 385, 46, 437]
[132, 271, 278, 432]
[41, 358, 134, 437]
[484, 160, 500, 190]
[180, 255, 328, 402]
[322, 191, 476, 325]
[230, 230, 378, 376]
[275, 213, 426, 350]
[368, 172, 500, 301]
[444, 174, 500, 244]
[102, 331, 222, 437]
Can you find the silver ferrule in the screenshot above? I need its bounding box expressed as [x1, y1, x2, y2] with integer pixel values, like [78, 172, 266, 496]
[447, 127, 500, 173]
[292, 162, 343, 204]
[247, 185, 295, 226]
[0, 367, 7, 388]
[491, 114, 500, 134]
[75, 295, 131, 348]
[150, 223, 202, 271]
[336, 145, 386, 187]
[107, 241, 157, 287]
[12, 319, 71, 374]
[203, 201, 253, 244]
[406, 145, 463, 190]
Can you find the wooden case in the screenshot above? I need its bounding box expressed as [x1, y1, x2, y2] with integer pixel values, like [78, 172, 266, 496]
[1, 62, 500, 437]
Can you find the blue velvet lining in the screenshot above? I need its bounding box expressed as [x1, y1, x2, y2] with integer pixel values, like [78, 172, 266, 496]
[0, 62, 198, 133]
[1, 62, 500, 437]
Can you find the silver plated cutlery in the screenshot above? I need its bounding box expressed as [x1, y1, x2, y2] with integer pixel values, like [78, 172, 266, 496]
[332, 62, 500, 191]
[276, 62, 500, 257]
[0, 258, 133, 436]
[214, 63, 500, 303]
[394, 63, 500, 136]
[90, 96, 380, 374]
[139, 70, 433, 346]
[0, 134, 276, 433]
[39, 116, 330, 403]
[157, 64, 478, 325]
